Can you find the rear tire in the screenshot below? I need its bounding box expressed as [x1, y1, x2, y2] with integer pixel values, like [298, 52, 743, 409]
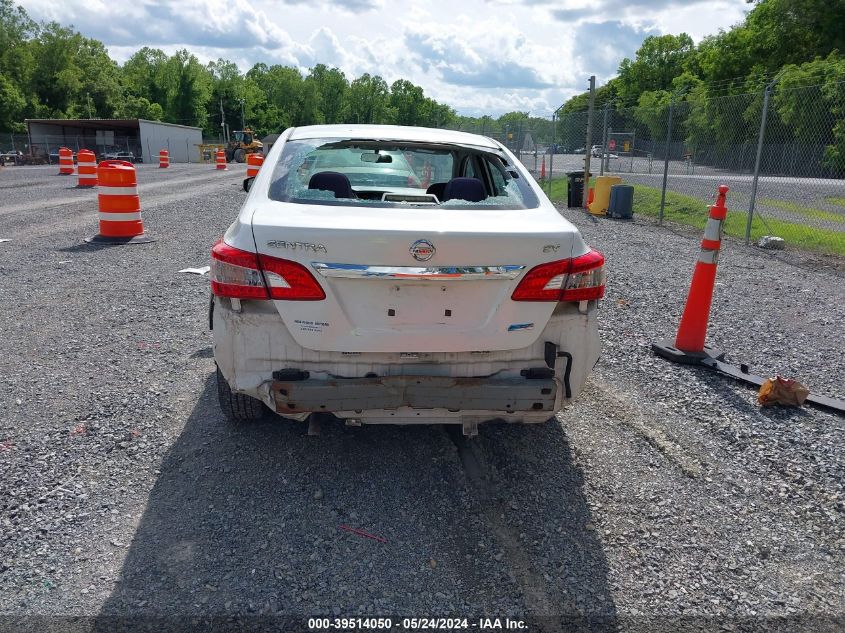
[216, 365, 267, 422]
[234, 149, 246, 163]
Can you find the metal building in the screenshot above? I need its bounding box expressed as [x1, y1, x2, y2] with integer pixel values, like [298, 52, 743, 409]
[25, 119, 204, 164]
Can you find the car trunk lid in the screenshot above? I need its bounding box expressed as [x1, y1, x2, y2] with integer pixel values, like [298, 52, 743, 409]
[250, 202, 579, 353]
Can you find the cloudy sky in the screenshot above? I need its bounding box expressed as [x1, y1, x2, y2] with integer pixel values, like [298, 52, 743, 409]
[19, 0, 750, 116]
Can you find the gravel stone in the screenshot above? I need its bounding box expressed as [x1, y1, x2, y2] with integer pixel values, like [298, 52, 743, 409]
[0, 164, 842, 631]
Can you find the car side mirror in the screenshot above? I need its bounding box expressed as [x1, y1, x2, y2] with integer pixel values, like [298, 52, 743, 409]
[243, 176, 255, 192]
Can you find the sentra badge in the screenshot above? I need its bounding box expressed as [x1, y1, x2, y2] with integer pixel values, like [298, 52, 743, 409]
[267, 240, 327, 253]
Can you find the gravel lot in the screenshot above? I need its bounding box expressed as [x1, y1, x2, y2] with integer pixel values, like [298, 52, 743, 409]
[0, 164, 843, 632]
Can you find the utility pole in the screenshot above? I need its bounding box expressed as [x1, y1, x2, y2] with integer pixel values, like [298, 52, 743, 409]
[582, 75, 596, 209]
[220, 98, 227, 143]
[86, 92, 93, 119]
[239, 99, 245, 129]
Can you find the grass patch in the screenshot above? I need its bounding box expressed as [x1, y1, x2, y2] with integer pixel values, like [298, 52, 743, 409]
[825, 196, 845, 208]
[631, 184, 845, 256]
[760, 198, 845, 224]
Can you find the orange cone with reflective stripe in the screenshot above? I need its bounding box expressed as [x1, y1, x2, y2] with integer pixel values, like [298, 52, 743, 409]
[216, 149, 227, 170]
[673, 185, 730, 352]
[58, 147, 74, 175]
[76, 149, 97, 187]
[246, 153, 263, 178]
[159, 149, 169, 168]
[85, 160, 154, 244]
[652, 185, 730, 364]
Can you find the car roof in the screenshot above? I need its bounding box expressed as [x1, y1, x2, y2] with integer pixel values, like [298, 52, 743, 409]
[287, 124, 501, 149]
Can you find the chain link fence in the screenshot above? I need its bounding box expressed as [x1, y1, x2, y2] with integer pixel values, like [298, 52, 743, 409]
[0, 133, 145, 164]
[446, 79, 845, 257]
[0, 133, 219, 164]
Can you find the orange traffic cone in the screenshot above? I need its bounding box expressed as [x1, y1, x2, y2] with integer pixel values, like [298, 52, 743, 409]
[540, 156, 546, 179]
[58, 147, 74, 175]
[85, 160, 154, 244]
[216, 149, 227, 170]
[652, 185, 729, 364]
[246, 153, 263, 178]
[76, 149, 97, 187]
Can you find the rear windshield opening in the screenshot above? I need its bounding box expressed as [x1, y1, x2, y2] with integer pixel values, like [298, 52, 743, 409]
[267, 137, 539, 210]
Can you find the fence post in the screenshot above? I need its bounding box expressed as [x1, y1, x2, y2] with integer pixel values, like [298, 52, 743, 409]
[583, 75, 596, 208]
[630, 130, 635, 173]
[659, 96, 675, 225]
[747, 77, 778, 243]
[600, 102, 609, 176]
[548, 113, 555, 196]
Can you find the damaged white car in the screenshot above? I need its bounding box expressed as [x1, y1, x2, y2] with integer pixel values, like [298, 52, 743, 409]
[211, 125, 604, 435]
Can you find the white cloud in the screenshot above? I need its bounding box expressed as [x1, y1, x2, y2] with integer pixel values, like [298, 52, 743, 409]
[17, 0, 749, 115]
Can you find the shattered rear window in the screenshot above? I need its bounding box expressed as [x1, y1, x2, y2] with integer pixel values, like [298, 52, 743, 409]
[266, 137, 540, 210]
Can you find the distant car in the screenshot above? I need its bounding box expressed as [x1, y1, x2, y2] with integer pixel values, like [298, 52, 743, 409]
[47, 150, 77, 164]
[0, 150, 23, 166]
[574, 147, 585, 154]
[211, 124, 605, 435]
[103, 151, 136, 163]
[591, 145, 619, 159]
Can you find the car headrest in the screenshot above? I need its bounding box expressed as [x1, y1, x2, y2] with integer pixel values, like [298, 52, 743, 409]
[425, 182, 447, 201]
[442, 177, 486, 202]
[308, 171, 356, 199]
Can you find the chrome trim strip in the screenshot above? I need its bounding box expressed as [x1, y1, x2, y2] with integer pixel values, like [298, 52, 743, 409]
[311, 262, 525, 280]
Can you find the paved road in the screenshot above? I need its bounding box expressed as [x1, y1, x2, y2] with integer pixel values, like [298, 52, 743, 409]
[520, 152, 845, 230]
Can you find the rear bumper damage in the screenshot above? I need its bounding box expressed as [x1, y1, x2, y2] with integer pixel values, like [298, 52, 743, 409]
[212, 296, 600, 426]
[272, 375, 558, 414]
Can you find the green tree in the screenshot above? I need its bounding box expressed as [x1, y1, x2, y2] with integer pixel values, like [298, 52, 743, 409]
[389, 79, 425, 125]
[774, 52, 845, 172]
[616, 34, 694, 106]
[346, 73, 393, 124]
[306, 64, 348, 124]
[162, 49, 212, 129]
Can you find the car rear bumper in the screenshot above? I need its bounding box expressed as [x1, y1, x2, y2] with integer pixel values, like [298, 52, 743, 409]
[271, 375, 558, 414]
[212, 295, 600, 424]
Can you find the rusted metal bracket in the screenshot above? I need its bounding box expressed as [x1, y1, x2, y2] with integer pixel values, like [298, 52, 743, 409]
[653, 340, 845, 415]
[698, 358, 845, 415]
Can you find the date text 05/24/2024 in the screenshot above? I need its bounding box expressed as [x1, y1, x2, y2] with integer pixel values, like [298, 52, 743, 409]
[308, 617, 528, 630]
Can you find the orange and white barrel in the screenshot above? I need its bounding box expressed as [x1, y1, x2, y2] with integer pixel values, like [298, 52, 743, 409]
[58, 147, 74, 175]
[96, 160, 145, 238]
[159, 149, 169, 168]
[216, 149, 227, 170]
[77, 150, 97, 187]
[246, 153, 263, 178]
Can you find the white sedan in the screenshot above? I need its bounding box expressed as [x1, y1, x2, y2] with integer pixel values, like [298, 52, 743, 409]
[211, 125, 604, 435]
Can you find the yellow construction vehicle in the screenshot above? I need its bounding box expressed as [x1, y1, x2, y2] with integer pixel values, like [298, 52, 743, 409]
[225, 128, 263, 163]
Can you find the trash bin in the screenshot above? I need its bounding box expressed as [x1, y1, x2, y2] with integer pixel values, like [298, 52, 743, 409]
[607, 184, 634, 219]
[588, 175, 623, 215]
[566, 171, 590, 208]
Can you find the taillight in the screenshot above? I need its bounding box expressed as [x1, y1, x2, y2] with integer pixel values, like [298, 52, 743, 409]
[512, 249, 605, 302]
[210, 240, 325, 301]
[259, 255, 326, 301]
[211, 241, 268, 299]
